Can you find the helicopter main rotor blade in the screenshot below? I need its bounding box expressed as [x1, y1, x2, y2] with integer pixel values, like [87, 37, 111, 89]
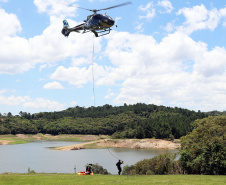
[76, 6, 94, 12]
[67, 1, 132, 13]
[96, 1, 132, 12]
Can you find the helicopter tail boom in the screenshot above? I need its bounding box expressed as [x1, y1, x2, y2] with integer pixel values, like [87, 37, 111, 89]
[61, 20, 84, 37]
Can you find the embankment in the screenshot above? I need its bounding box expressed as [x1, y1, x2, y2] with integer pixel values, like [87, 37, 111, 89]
[56, 139, 180, 151]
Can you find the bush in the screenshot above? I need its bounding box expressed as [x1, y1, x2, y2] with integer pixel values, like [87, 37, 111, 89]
[122, 165, 135, 175]
[122, 153, 181, 175]
[91, 163, 110, 175]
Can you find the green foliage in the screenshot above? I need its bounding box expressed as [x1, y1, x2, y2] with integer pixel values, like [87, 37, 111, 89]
[179, 116, 226, 175]
[122, 153, 182, 175]
[122, 165, 136, 175]
[27, 167, 36, 174]
[206, 110, 226, 116]
[91, 163, 110, 175]
[0, 103, 207, 139]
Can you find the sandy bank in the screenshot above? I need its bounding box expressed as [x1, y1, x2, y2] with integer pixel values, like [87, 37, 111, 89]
[0, 140, 14, 145]
[0, 134, 106, 145]
[56, 139, 181, 151]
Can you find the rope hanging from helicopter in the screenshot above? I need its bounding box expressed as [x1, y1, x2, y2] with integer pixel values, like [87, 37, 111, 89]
[92, 35, 96, 107]
[107, 147, 121, 160]
[91, 35, 123, 162]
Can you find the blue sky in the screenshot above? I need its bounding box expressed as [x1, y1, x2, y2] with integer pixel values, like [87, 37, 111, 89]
[0, 0, 226, 115]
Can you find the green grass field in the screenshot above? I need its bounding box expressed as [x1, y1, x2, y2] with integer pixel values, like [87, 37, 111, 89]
[0, 174, 225, 185]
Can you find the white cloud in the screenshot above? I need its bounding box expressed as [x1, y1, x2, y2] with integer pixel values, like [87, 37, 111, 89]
[43, 81, 64, 89]
[23, 98, 65, 111]
[0, 0, 8, 3]
[164, 22, 174, 32]
[96, 31, 226, 111]
[70, 101, 77, 106]
[34, 0, 78, 17]
[177, 4, 222, 34]
[0, 92, 65, 111]
[0, 6, 102, 74]
[135, 23, 144, 32]
[39, 63, 57, 71]
[0, 8, 21, 38]
[104, 89, 116, 99]
[50, 63, 106, 87]
[71, 57, 90, 66]
[0, 95, 30, 106]
[220, 7, 226, 26]
[138, 2, 156, 21]
[0, 89, 7, 94]
[157, 0, 173, 13]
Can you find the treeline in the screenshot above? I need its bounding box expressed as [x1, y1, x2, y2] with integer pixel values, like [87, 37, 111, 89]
[0, 103, 206, 139]
[122, 116, 226, 175]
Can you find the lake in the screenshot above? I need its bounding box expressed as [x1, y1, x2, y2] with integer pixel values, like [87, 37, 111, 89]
[0, 141, 179, 175]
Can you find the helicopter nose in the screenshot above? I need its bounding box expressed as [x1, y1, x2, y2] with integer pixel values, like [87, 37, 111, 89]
[108, 19, 115, 26]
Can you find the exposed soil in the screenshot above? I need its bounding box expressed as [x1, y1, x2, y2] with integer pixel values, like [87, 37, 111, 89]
[0, 134, 108, 145]
[0, 134, 180, 150]
[56, 139, 181, 151]
[0, 140, 14, 145]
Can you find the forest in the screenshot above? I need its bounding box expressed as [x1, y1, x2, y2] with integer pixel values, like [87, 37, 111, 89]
[0, 103, 207, 139]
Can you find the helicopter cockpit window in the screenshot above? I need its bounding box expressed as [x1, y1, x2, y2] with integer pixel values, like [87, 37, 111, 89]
[87, 15, 91, 20]
[103, 14, 113, 20]
[92, 14, 102, 20]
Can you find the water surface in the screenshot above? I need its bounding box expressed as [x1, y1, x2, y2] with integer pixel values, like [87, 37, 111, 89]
[0, 141, 179, 174]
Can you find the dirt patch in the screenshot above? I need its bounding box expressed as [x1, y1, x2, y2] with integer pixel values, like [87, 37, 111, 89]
[16, 134, 28, 139]
[56, 139, 181, 151]
[0, 134, 108, 145]
[0, 140, 14, 145]
[72, 135, 101, 141]
[42, 134, 103, 141]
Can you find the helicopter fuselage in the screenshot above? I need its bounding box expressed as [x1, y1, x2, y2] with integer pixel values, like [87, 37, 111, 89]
[62, 13, 115, 37]
[84, 13, 115, 30]
[61, 2, 131, 37]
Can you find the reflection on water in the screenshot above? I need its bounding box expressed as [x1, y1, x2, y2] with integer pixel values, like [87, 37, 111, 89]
[0, 141, 179, 174]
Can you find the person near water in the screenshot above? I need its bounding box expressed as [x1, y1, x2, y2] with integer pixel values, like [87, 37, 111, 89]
[86, 164, 92, 175]
[116, 160, 123, 175]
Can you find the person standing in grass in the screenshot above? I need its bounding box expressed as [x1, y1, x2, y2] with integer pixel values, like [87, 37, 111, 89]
[116, 160, 123, 175]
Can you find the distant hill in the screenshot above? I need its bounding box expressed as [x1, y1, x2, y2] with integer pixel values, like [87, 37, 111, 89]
[0, 103, 207, 139]
[206, 110, 226, 116]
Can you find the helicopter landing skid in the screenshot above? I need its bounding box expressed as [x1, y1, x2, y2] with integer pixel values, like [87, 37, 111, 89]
[92, 28, 112, 37]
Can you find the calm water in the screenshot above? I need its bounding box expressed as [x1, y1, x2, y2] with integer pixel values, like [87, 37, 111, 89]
[0, 141, 179, 174]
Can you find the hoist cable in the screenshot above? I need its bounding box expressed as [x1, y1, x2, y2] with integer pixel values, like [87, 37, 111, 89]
[107, 148, 121, 160]
[92, 35, 122, 162]
[92, 35, 96, 107]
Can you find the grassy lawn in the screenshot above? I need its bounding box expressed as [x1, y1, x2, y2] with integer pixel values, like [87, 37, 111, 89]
[0, 174, 225, 185]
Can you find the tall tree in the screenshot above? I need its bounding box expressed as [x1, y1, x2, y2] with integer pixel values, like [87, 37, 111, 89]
[179, 116, 226, 175]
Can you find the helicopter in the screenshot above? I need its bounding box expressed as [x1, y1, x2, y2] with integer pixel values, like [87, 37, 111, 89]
[61, 2, 131, 37]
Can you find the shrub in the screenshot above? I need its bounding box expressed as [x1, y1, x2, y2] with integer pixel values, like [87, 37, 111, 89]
[122, 153, 181, 175]
[91, 163, 110, 175]
[122, 165, 135, 175]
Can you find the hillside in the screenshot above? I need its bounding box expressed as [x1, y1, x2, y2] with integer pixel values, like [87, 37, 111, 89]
[0, 103, 207, 139]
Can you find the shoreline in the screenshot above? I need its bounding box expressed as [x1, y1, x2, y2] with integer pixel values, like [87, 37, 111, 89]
[0, 134, 180, 150]
[55, 138, 181, 151]
[0, 134, 106, 145]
